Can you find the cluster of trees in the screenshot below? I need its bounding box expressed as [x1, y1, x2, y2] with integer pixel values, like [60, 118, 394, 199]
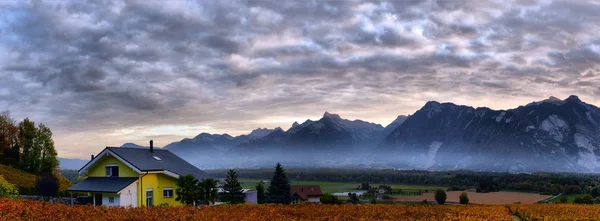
[220, 169, 600, 196]
[0, 113, 58, 174]
[176, 163, 295, 205]
[1, 113, 61, 199]
[175, 175, 219, 205]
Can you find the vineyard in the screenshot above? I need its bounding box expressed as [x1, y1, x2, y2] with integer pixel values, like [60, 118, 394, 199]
[509, 204, 600, 221]
[1, 199, 599, 220]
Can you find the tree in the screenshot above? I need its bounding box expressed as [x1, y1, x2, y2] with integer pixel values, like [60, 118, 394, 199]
[198, 178, 218, 205]
[266, 163, 291, 204]
[222, 169, 245, 204]
[558, 196, 569, 204]
[36, 174, 59, 201]
[435, 189, 447, 205]
[348, 192, 360, 204]
[19, 118, 39, 173]
[459, 192, 469, 204]
[256, 182, 266, 204]
[358, 182, 371, 190]
[320, 193, 341, 204]
[592, 187, 600, 198]
[0, 175, 18, 199]
[38, 124, 58, 174]
[0, 112, 20, 167]
[573, 194, 593, 204]
[175, 174, 200, 205]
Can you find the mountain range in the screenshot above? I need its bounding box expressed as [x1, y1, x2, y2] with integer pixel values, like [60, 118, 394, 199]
[60, 95, 600, 173]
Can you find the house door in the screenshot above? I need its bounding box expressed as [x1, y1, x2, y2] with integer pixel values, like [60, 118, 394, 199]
[94, 193, 102, 206]
[146, 189, 153, 207]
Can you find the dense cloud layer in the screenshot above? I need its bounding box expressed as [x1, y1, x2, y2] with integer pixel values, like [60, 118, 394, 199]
[1, 0, 599, 158]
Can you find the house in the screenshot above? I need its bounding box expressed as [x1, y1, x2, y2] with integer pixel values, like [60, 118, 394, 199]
[217, 188, 258, 204]
[290, 185, 323, 204]
[67, 141, 206, 207]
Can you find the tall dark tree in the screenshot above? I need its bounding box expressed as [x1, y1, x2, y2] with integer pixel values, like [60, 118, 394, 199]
[175, 174, 200, 205]
[19, 118, 39, 173]
[36, 174, 59, 201]
[223, 169, 245, 204]
[199, 178, 219, 205]
[266, 163, 291, 204]
[255, 182, 266, 204]
[38, 124, 58, 174]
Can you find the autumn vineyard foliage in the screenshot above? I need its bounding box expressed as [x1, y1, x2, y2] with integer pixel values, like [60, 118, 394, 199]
[509, 204, 600, 221]
[1, 199, 600, 221]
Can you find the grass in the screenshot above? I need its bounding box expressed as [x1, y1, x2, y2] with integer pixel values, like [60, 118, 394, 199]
[0, 164, 72, 194]
[238, 178, 444, 193]
[550, 194, 585, 203]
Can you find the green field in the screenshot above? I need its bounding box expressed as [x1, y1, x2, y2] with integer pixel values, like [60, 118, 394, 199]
[550, 194, 585, 203]
[238, 178, 444, 193]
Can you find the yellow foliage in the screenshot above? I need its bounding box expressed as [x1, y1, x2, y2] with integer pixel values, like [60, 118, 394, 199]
[0, 199, 514, 221]
[0, 175, 18, 198]
[0, 164, 71, 194]
[510, 204, 600, 221]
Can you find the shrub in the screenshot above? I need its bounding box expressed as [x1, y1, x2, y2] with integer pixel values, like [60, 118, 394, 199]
[573, 194, 593, 204]
[459, 192, 469, 204]
[558, 196, 568, 204]
[320, 193, 341, 204]
[435, 189, 447, 205]
[0, 175, 18, 199]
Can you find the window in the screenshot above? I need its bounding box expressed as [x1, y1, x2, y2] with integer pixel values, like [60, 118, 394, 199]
[105, 164, 119, 177]
[163, 188, 174, 198]
[108, 197, 115, 204]
[146, 189, 153, 207]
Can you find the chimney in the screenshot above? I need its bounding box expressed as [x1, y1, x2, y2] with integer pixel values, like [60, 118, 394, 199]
[91, 155, 94, 160]
[150, 140, 154, 152]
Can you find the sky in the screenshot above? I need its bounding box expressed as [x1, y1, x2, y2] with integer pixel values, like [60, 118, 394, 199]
[1, 0, 600, 159]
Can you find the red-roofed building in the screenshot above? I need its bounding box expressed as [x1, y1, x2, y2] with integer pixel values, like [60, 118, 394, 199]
[290, 185, 323, 203]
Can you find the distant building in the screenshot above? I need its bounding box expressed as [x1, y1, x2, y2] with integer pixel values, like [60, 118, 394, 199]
[290, 185, 323, 204]
[376, 188, 386, 200]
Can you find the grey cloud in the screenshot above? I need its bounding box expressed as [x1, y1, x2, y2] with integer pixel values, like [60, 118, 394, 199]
[1, 0, 600, 158]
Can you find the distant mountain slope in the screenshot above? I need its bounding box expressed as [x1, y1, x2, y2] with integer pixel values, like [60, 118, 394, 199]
[58, 157, 89, 170]
[381, 115, 409, 139]
[380, 95, 600, 172]
[120, 95, 600, 172]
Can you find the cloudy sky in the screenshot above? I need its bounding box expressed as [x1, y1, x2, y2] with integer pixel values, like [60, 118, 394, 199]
[1, 0, 600, 159]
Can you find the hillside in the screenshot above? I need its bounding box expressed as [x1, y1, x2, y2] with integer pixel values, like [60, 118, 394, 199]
[0, 164, 71, 195]
[379, 95, 600, 172]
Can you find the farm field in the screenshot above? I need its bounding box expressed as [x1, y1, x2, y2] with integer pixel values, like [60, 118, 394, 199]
[391, 190, 552, 205]
[238, 178, 444, 193]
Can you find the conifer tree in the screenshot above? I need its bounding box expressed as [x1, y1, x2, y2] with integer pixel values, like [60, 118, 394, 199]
[256, 182, 265, 204]
[266, 163, 291, 204]
[223, 169, 245, 204]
